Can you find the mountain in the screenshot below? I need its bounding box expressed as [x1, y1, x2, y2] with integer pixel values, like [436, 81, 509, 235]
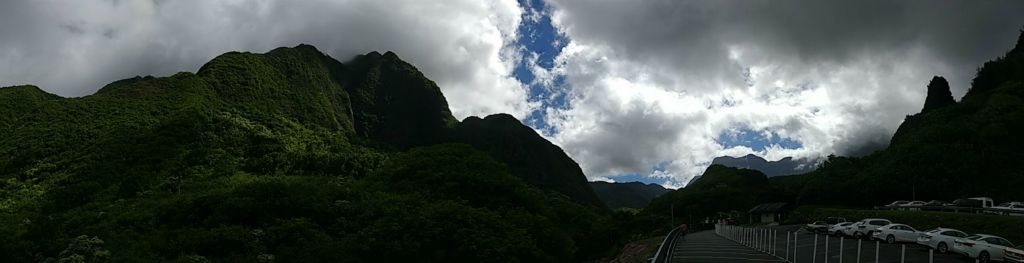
[0, 45, 617, 262]
[589, 181, 670, 209]
[710, 154, 817, 177]
[640, 165, 789, 229]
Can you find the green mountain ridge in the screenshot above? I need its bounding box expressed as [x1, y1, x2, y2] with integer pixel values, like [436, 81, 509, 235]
[0, 45, 613, 262]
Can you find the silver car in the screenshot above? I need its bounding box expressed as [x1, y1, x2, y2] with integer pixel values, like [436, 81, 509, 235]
[829, 222, 853, 236]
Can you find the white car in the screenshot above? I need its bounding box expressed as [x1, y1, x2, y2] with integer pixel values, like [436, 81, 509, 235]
[917, 228, 969, 253]
[953, 234, 1016, 262]
[842, 222, 863, 236]
[871, 224, 919, 243]
[829, 222, 853, 236]
[885, 200, 910, 207]
[805, 221, 831, 233]
[1006, 245, 1024, 263]
[991, 202, 1024, 215]
[902, 201, 927, 206]
[851, 218, 891, 240]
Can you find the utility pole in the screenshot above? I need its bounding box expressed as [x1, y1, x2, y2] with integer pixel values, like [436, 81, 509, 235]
[671, 203, 675, 228]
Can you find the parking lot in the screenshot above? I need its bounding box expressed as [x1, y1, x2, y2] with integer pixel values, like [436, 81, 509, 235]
[718, 224, 976, 263]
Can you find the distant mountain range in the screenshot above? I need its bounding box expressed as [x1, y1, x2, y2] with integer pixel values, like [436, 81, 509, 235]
[589, 181, 670, 209]
[710, 154, 818, 177]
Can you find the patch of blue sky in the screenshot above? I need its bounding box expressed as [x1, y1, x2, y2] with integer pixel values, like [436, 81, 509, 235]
[513, 0, 569, 135]
[715, 127, 802, 151]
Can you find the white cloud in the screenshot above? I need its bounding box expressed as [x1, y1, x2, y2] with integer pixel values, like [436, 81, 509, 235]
[0, 0, 533, 119]
[541, 0, 1024, 185]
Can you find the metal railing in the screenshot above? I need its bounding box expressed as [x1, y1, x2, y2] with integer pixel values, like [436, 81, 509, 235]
[650, 226, 682, 263]
[715, 224, 942, 263]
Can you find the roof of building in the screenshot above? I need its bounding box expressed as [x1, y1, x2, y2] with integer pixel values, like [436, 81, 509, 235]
[748, 202, 789, 214]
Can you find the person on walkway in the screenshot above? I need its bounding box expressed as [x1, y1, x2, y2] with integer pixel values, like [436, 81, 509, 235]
[679, 223, 689, 237]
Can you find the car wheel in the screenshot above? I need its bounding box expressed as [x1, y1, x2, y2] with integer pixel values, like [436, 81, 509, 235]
[886, 235, 895, 244]
[853, 232, 862, 239]
[979, 251, 990, 263]
[937, 242, 948, 253]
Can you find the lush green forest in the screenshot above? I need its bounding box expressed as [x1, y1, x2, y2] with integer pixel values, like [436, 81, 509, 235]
[0, 46, 626, 262]
[645, 31, 1024, 229]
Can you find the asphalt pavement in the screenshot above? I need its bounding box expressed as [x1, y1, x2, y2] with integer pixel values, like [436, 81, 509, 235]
[671, 229, 785, 262]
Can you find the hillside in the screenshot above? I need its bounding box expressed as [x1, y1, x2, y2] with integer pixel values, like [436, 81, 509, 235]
[589, 181, 670, 210]
[710, 154, 817, 177]
[640, 165, 790, 228]
[0, 45, 615, 262]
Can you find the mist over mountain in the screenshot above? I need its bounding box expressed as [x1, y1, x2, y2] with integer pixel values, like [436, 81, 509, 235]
[710, 154, 818, 177]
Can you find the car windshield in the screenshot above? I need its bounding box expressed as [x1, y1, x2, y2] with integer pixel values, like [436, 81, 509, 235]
[966, 235, 983, 240]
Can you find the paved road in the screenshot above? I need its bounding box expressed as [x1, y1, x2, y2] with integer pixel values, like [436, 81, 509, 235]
[727, 225, 976, 263]
[670, 229, 784, 262]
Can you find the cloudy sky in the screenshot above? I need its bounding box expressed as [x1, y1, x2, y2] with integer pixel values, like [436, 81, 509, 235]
[3, 0, 1024, 187]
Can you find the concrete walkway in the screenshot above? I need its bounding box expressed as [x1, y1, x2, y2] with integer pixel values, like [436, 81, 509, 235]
[671, 230, 785, 263]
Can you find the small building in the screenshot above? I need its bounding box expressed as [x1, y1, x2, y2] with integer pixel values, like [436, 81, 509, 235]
[748, 202, 790, 225]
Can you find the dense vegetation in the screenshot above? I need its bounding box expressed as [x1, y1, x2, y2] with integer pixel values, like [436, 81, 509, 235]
[0, 45, 617, 262]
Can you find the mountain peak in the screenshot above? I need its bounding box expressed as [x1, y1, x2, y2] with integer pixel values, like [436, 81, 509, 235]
[0, 85, 50, 96]
[921, 76, 955, 113]
[711, 154, 816, 177]
[343, 49, 457, 148]
[1013, 29, 1024, 54]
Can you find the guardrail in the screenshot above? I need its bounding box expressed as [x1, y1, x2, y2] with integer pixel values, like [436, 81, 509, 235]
[716, 224, 947, 263]
[650, 226, 682, 263]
